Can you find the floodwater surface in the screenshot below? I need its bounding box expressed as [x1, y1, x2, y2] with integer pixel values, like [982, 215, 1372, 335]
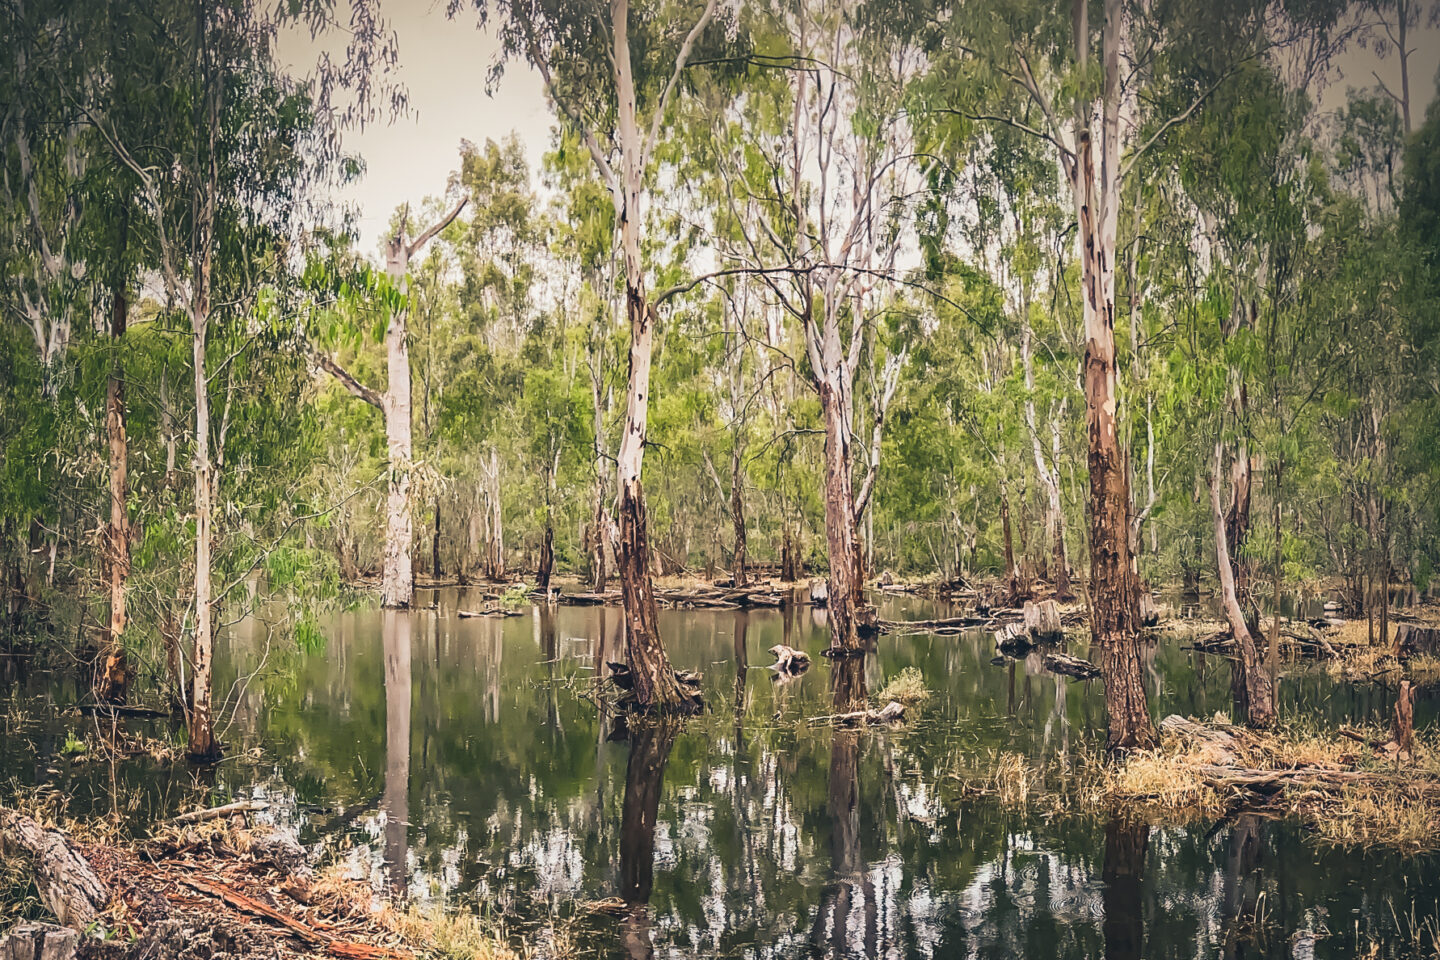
[3, 588, 1438, 959]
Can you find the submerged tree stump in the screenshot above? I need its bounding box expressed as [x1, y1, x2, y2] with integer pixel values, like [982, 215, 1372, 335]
[1023, 599, 1063, 640]
[0, 809, 109, 930]
[1043, 652, 1101, 679]
[994, 621, 1031, 654]
[1138, 592, 1160, 627]
[767, 644, 811, 675]
[809, 579, 829, 606]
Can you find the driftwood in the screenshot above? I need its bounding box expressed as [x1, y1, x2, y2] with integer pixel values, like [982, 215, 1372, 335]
[809, 701, 906, 725]
[168, 800, 269, 825]
[1043, 652, 1100, 679]
[0, 808, 109, 930]
[768, 644, 811, 675]
[457, 608, 522, 619]
[879, 615, 991, 631]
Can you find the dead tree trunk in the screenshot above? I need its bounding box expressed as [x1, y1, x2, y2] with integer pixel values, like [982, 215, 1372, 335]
[317, 198, 466, 609]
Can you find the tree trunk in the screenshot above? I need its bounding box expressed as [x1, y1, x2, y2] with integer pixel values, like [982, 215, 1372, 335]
[431, 500, 442, 578]
[537, 517, 555, 591]
[730, 446, 747, 587]
[188, 317, 217, 760]
[99, 266, 130, 704]
[1210, 443, 1275, 728]
[380, 290, 414, 609]
[607, 0, 687, 710]
[818, 378, 866, 651]
[488, 447, 505, 579]
[1071, 0, 1154, 751]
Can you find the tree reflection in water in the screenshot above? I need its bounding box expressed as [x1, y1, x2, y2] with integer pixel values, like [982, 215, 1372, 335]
[1102, 814, 1149, 960]
[616, 717, 678, 960]
[810, 655, 879, 958]
[382, 609, 412, 896]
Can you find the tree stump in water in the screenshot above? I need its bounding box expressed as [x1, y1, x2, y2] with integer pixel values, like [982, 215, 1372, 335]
[767, 644, 811, 675]
[808, 579, 829, 606]
[0, 809, 109, 930]
[994, 621, 1031, 654]
[1394, 622, 1440, 658]
[1044, 652, 1101, 679]
[1023, 600, 1063, 641]
[1138, 592, 1160, 627]
[1395, 680, 1415, 760]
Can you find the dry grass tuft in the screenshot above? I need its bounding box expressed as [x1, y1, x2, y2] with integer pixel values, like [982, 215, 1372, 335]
[875, 667, 930, 705]
[311, 864, 523, 960]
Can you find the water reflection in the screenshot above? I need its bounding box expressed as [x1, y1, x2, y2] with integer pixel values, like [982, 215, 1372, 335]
[382, 609, 410, 895]
[4, 591, 1439, 959]
[1101, 815, 1148, 960]
[616, 718, 676, 959]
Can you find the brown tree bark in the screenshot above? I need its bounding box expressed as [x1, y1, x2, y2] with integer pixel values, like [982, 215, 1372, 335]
[1070, 0, 1155, 751]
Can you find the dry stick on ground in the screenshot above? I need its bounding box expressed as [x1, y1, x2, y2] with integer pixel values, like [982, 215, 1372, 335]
[168, 800, 270, 825]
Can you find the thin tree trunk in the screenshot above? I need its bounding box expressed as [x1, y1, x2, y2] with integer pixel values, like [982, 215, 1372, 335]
[380, 238, 415, 609]
[188, 315, 217, 760]
[431, 500, 442, 578]
[818, 375, 865, 651]
[730, 445, 747, 587]
[1210, 442, 1275, 727]
[98, 234, 130, 704]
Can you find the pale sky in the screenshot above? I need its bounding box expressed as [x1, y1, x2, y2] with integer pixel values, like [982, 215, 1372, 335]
[281, 2, 1439, 256]
[279, 0, 552, 255]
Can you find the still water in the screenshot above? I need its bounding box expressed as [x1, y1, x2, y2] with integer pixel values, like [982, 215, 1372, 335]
[4, 588, 1438, 959]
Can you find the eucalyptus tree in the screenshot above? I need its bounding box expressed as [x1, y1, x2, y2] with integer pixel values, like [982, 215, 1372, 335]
[454, 0, 734, 709]
[932, 0, 1343, 749]
[702, 0, 928, 650]
[314, 193, 467, 609]
[81, 0, 346, 756]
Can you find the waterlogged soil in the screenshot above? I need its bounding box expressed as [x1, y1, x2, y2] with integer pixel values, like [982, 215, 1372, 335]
[3, 589, 1439, 959]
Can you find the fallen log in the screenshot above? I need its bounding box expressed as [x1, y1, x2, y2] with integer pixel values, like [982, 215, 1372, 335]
[879, 615, 991, 631]
[168, 800, 269, 825]
[808, 701, 906, 726]
[1043, 653, 1100, 679]
[456, 608, 521, 619]
[0, 808, 109, 930]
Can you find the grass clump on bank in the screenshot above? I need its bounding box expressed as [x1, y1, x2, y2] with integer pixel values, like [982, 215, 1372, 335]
[1104, 715, 1440, 851]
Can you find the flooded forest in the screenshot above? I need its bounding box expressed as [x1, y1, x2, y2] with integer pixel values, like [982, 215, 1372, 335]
[3, 0, 1440, 958]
